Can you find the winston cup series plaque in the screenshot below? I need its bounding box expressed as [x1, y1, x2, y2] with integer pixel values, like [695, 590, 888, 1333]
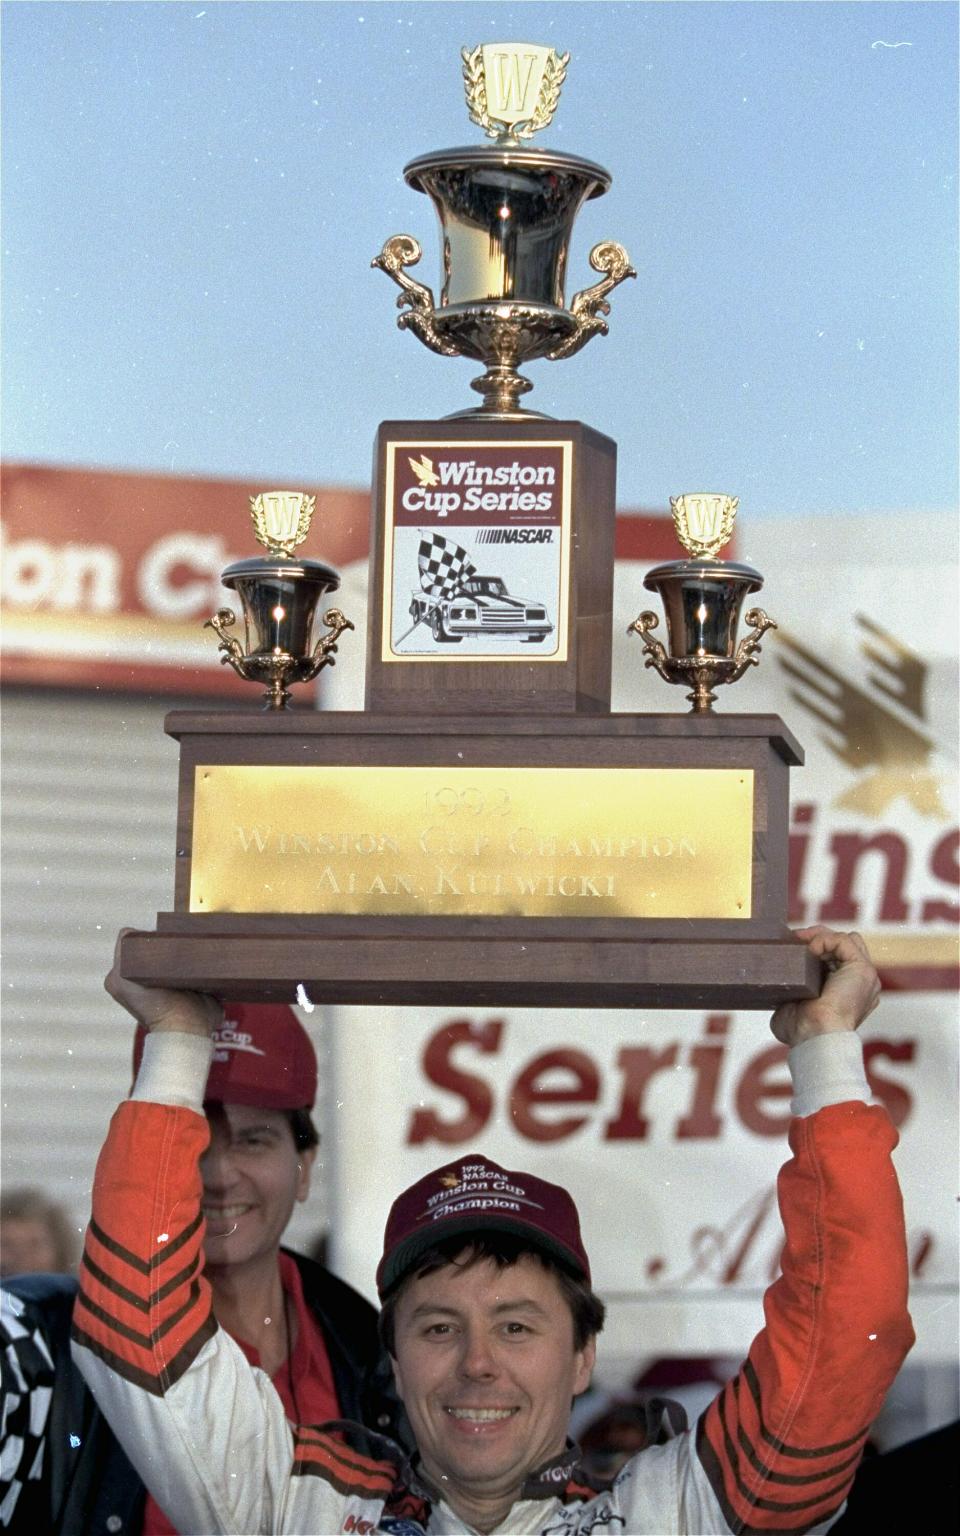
[119, 44, 819, 1008]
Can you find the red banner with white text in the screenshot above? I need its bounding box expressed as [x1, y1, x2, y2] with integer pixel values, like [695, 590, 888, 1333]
[0, 463, 371, 695]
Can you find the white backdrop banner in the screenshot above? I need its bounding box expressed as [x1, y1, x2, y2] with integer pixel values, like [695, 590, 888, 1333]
[322, 512, 958, 1372]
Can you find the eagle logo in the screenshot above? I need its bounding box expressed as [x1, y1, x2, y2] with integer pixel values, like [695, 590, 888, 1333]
[408, 454, 440, 488]
[776, 614, 948, 820]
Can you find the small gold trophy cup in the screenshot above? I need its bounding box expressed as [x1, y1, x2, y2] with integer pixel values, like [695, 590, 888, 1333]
[204, 492, 353, 711]
[373, 42, 635, 418]
[628, 494, 777, 714]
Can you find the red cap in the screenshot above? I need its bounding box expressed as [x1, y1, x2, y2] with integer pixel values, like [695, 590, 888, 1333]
[376, 1152, 590, 1298]
[132, 1003, 317, 1110]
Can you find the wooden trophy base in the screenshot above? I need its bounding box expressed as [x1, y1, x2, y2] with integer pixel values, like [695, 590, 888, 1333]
[119, 710, 821, 1010]
[122, 921, 818, 1010]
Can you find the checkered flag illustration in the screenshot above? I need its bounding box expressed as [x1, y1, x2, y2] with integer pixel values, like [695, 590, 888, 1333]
[0, 1290, 55, 1524]
[418, 534, 476, 599]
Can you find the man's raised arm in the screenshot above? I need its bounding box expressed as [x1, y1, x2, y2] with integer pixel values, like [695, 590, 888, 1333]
[680, 927, 915, 1535]
[71, 941, 302, 1533]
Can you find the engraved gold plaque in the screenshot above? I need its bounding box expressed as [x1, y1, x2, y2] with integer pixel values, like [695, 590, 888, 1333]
[190, 766, 754, 918]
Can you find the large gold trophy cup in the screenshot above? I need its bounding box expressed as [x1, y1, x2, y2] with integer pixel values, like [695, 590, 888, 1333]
[374, 43, 635, 418]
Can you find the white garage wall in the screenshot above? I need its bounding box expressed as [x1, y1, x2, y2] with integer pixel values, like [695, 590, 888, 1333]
[0, 686, 335, 1258]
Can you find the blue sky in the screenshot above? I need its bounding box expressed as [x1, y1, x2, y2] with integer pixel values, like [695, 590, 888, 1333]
[2, 0, 957, 516]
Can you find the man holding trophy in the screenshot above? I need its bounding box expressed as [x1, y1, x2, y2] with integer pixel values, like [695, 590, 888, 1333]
[65, 40, 913, 1536]
[0, 1002, 401, 1534]
[69, 922, 911, 1535]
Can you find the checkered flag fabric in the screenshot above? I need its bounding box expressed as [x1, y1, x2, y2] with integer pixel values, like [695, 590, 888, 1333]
[418, 534, 476, 599]
[1, 1290, 55, 1525]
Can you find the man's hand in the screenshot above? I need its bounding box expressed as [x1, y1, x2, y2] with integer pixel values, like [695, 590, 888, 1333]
[104, 929, 222, 1038]
[770, 926, 881, 1048]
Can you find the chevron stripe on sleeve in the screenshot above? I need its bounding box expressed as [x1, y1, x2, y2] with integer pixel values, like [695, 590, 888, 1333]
[695, 1102, 915, 1534]
[71, 1101, 216, 1395]
[292, 1425, 399, 1499]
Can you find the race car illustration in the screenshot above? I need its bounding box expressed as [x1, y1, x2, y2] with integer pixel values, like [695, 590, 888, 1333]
[409, 574, 553, 643]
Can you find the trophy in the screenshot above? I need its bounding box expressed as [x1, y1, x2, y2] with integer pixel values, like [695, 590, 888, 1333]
[629, 494, 777, 714]
[373, 43, 635, 419]
[366, 43, 632, 716]
[203, 491, 353, 711]
[117, 44, 819, 1011]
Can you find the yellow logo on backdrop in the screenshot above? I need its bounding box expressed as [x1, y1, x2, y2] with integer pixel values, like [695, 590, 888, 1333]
[777, 614, 948, 820]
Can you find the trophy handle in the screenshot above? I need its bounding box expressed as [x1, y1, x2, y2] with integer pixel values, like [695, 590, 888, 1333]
[263, 608, 356, 711]
[728, 608, 778, 680]
[627, 610, 674, 683]
[306, 608, 355, 672]
[548, 242, 636, 361]
[204, 608, 246, 670]
[372, 235, 462, 358]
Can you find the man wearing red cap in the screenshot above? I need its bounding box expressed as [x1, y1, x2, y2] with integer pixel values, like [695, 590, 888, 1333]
[69, 926, 913, 1535]
[131, 998, 401, 1533]
[1, 995, 400, 1535]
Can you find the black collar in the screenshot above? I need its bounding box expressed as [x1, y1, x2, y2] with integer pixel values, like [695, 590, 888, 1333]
[404, 1440, 600, 1509]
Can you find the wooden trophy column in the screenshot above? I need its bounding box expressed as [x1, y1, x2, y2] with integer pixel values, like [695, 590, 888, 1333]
[366, 419, 617, 715]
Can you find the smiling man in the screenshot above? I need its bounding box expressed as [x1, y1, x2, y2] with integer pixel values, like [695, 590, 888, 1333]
[133, 1000, 403, 1532]
[71, 927, 914, 1535]
[1, 998, 399, 1535]
[376, 1176, 604, 1533]
[394, 1255, 590, 1487]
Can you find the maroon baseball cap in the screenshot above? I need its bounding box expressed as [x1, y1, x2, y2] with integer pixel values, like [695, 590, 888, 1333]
[132, 1003, 317, 1110]
[376, 1152, 590, 1298]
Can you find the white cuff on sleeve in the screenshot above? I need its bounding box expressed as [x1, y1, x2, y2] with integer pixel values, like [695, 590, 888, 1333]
[788, 1030, 871, 1117]
[131, 1030, 213, 1112]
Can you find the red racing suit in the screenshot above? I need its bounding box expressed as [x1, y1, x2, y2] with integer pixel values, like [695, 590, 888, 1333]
[71, 1033, 913, 1535]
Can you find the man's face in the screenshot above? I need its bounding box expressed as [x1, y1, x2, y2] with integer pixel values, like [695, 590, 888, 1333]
[0, 1218, 60, 1277]
[199, 1103, 313, 1273]
[391, 1252, 595, 1515]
